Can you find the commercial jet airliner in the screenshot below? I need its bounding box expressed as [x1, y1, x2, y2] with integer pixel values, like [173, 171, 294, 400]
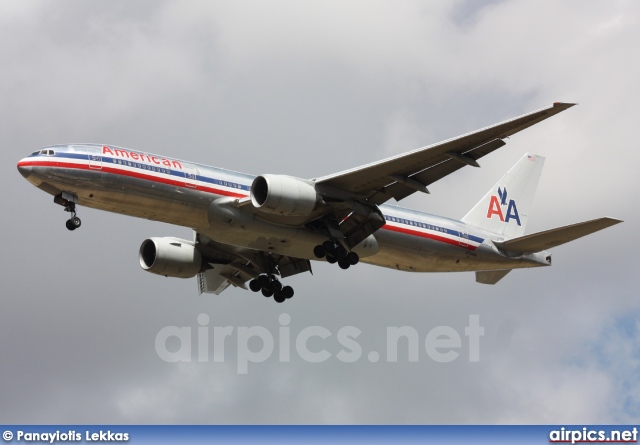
[17, 103, 621, 302]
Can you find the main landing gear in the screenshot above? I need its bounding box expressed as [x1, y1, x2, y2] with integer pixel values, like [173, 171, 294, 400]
[313, 240, 359, 270]
[54, 192, 82, 231]
[248, 274, 294, 303]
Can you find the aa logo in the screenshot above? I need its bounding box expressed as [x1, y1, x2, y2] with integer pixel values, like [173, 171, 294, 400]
[486, 187, 521, 225]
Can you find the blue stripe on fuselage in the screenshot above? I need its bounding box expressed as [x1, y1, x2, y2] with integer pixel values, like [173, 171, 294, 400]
[35, 148, 485, 246]
[41, 150, 252, 192]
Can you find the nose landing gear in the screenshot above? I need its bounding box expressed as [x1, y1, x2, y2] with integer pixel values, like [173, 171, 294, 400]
[65, 213, 82, 231]
[54, 192, 82, 231]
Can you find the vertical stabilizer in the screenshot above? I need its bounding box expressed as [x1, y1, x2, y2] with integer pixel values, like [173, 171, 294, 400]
[462, 153, 545, 239]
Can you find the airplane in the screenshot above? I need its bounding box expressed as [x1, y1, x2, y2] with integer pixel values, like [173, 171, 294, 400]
[17, 102, 621, 302]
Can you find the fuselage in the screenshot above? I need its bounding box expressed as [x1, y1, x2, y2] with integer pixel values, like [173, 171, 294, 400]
[17, 144, 549, 274]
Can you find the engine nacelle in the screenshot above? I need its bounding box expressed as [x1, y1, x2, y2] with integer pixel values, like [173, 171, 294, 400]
[250, 174, 319, 216]
[139, 237, 202, 279]
[352, 234, 380, 258]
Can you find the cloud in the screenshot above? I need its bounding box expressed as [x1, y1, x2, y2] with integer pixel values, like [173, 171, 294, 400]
[2, 0, 638, 425]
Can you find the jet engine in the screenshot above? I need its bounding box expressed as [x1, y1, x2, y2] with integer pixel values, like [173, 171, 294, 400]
[250, 174, 319, 216]
[139, 237, 202, 278]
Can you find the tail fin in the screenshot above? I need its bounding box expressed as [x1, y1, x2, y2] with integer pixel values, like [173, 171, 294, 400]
[462, 153, 545, 239]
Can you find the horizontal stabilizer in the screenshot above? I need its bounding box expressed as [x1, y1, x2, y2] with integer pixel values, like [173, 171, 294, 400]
[476, 269, 511, 285]
[494, 217, 622, 254]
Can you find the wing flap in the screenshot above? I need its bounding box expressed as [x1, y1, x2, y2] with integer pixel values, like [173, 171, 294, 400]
[494, 217, 622, 254]
[371, 138, 507, 204]
[198, 268, 233, 295]
[279, 257, 313, 278]
[194, 231, 313, 294]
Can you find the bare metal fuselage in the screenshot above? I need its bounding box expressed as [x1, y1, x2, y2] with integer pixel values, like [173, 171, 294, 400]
[18, 144, 549, 275]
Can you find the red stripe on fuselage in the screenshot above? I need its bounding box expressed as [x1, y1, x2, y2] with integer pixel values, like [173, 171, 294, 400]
[18, 159, 246, 199]
[20, 159, 477, 250]
[382, 224, 477, 251]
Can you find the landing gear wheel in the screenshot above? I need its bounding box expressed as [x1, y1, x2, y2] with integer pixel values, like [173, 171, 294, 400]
[347, 251, 359, 265]
[58, 195, 82, 231]
[249, 279, 261, 292]
[270, 280, 283, 293]
[322, 240, 335, 253]
[70, 216, 81, 229]
[338, 259, 351, 270]
[335, 245, 347, 259]
[258, 275, 270, 288]
[274, 292, 286, 303]
[313, 245, 326, 258]
[282, 286, 294, 299]
[326, 255, 337, 264]
[261, 288, 273, 298]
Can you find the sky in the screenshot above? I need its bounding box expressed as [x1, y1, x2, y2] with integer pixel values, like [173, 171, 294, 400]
[1, 0, 638, 424]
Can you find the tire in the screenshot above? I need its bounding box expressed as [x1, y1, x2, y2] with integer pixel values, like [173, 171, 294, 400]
[326, 255, 337, 264]
[258, 275, 270, 288]
[347, 252, 359, 265]
[270, 280, 282, 293]
[70, 216, 81, 228]
[65, 220, 76, 231]
[274, 292, 286, 303]
[322, 240, 335, 253]
[335, 245, 347, 259]
[313, 245, 326, 258]
[338, 259, 350, 270]
[282, 286, 294, 299]
[261, 288, 273, 298]
[249, 279, 261, 292]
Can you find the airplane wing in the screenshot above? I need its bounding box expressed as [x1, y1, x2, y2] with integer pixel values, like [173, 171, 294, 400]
[314, 102, 575, 205]
[194, 232, 312, 294]
[230, 103, 575, 252]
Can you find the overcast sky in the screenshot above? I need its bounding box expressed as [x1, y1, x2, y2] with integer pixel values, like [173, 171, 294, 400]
[1, 0, 638, 424]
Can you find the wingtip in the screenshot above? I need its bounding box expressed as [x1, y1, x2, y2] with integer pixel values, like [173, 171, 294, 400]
[594, 216, 624, 229]
[553, 102, 578, 108]
[603, 217, 624, 225]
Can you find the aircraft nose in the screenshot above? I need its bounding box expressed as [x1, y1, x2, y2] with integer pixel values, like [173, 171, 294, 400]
[17, 162, 32, 179]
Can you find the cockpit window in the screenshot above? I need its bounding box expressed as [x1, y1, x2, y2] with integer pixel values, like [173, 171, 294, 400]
[29, 149, 55, 157]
